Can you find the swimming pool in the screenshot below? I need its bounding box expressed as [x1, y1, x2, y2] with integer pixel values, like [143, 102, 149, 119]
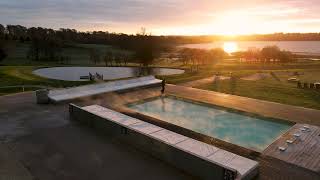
[127, 96, 293, 151]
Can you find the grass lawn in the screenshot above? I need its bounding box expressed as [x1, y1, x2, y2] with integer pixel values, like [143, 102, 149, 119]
[0, 66, 91, 95]
[161, 61, 320, 84]
[194, 74, 320, 110]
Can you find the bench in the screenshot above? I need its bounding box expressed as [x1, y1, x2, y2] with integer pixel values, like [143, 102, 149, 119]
[69, 104, 259, 180]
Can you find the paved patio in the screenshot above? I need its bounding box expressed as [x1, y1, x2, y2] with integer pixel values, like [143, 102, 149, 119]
[0, 92, 193, 180]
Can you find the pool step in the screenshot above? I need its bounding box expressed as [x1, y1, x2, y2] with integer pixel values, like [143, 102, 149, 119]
[70, 104, 259, 180]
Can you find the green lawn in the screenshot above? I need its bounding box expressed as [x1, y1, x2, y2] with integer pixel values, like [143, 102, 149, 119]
[194, 74, 320, 110]
[0, 66, 91, 95]
[160, 63, 320, 110]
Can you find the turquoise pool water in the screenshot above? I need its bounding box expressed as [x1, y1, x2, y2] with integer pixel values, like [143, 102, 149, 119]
[127, 96, 293, 151]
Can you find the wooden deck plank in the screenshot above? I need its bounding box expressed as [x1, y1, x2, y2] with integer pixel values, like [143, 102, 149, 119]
[264, 124, 320, 173]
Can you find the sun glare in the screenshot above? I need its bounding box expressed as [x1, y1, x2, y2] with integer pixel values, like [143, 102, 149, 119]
[211, 11, 261, 35]
[223, 42, 238, 54]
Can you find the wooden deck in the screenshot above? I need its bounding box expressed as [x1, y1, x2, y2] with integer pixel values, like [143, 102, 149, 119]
[264, 124, 320, 173]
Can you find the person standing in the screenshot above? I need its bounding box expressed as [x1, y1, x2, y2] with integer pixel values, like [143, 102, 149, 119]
[161, 79, 166, 94]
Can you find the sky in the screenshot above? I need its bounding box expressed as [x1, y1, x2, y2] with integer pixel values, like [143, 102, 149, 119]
[0, 0, 320, 35]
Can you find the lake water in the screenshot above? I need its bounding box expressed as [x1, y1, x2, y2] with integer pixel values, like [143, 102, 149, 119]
[180, 41, 320, 55]
[33, 67, 184, 81]
[128, 96, 293, 151]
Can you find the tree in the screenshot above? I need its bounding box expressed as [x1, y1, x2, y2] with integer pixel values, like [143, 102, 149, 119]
[27, 37, 40, 61]
[208, 48, 226, 65]
[279, 50, 293, 63]
[134, 35, 157, 67]
[238, 46, 294, 64]
[179, 48, 192, 65]
[261, 46, 281, 63]
[104, 51, 113, 66]
[0, 48, 6, 62]
[0, 24, 5, 38]
[6, 25, 27, 40]
[27, 27, 63, 61]
[0, 40, 7, 62]
[243, 48, 260, 63]
[90, 49, 100, 65]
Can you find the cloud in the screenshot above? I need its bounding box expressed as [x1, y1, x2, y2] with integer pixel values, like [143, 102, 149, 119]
[0, 0, 319, 34]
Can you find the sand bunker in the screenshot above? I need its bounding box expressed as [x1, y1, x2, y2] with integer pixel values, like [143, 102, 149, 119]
[241, 73, 271, 81]
[213, 75, 231, 81]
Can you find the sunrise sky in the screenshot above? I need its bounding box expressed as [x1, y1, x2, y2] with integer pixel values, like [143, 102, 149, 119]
[1, 0, 320, 35]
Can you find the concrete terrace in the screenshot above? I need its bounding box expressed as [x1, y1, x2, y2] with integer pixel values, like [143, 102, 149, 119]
[1, 84, 320, 179]
[0, 92, 194, 180]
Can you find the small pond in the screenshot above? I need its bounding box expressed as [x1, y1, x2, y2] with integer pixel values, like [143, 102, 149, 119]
[33, 67, 184, 81]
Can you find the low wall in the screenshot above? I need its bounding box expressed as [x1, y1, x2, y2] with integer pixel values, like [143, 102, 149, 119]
[69, 104, 240, 180]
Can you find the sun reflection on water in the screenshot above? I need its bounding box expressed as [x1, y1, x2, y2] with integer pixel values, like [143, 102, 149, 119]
[223, 42, 238, 54]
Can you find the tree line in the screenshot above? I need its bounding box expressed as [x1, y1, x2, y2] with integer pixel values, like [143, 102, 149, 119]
[233, 46, 294, 63]
[0, 24, 311, 65]
[0, 24, 195, 49]
[178, 48, 227, 71]
[0, 24, 167, 65]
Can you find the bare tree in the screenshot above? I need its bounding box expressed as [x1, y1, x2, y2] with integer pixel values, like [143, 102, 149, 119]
[90, 49, 100, 65]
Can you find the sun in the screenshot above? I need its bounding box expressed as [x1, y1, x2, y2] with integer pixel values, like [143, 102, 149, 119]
[223, 42, 238, 54]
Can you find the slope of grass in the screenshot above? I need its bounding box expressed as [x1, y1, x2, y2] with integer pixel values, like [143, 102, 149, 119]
[0, 66, 91, 95]
[195, 77, 320, 110]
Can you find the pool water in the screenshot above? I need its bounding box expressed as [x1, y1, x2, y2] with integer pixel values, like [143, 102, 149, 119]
[127, 96, 293, 151]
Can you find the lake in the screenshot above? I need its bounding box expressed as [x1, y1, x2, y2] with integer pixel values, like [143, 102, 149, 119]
[179, 41, 320, 55]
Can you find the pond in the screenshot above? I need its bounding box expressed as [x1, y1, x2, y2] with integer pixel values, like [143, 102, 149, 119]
[33, 67, 184, 81]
